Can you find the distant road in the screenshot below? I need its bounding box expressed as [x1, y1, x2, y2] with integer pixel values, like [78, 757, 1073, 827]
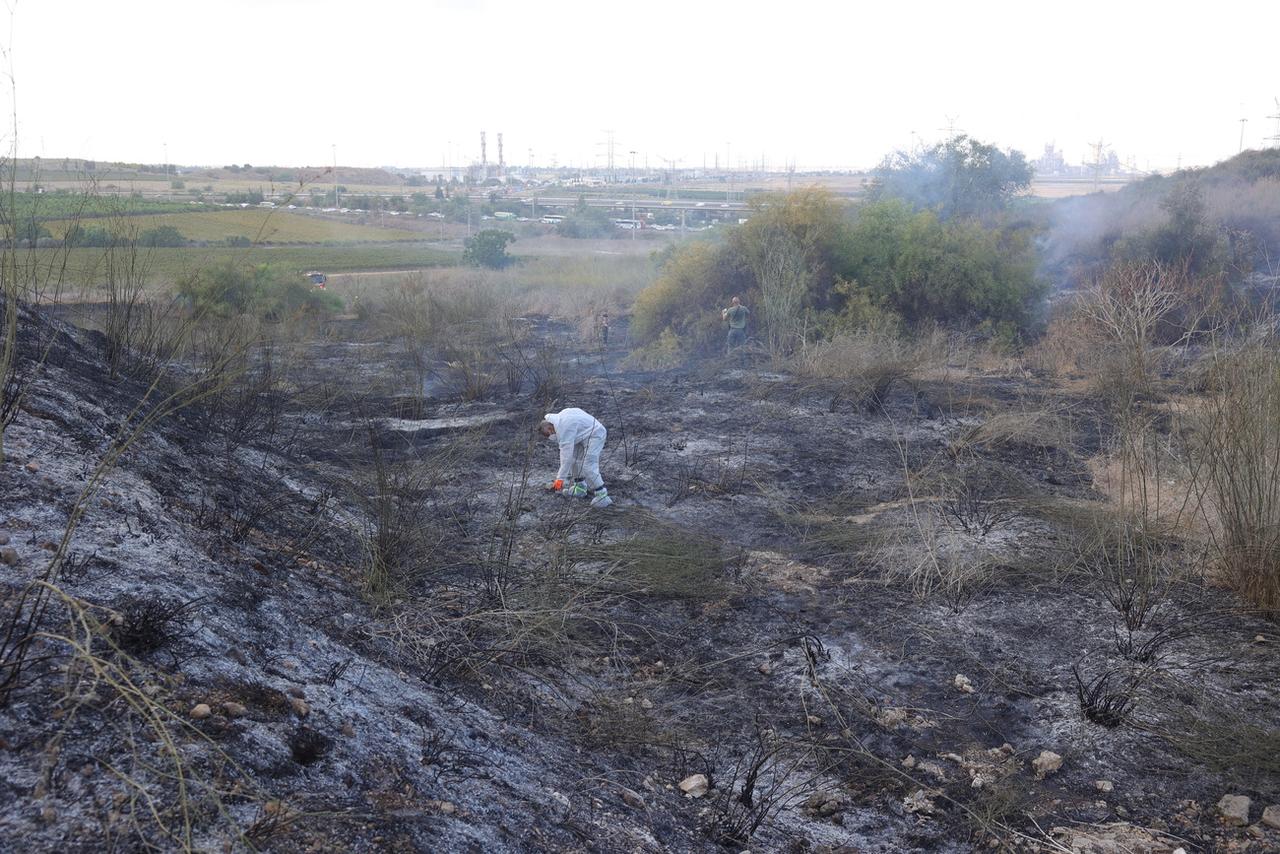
[472, 195, 753, 214]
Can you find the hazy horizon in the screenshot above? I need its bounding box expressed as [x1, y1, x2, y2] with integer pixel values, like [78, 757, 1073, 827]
[5, 0, 1279, 174]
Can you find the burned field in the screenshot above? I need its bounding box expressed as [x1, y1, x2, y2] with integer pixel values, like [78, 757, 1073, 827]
[1, 304, 1278, 853]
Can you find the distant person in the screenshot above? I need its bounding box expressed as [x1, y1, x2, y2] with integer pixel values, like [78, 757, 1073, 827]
[600, 312, 610, 348]
[722, 296, 749, 353]
[539, 408, 612, 508]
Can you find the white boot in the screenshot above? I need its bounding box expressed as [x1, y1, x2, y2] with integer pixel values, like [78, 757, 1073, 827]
[590, 487, 613, 508]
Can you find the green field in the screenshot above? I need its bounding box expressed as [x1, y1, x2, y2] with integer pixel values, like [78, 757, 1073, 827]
[6, 191, 193, 221]
[32, 243, 459, 290]
[45, 209, 426, 244]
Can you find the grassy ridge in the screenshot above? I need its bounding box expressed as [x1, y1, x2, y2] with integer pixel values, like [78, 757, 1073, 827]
[44, 209, 426, 244]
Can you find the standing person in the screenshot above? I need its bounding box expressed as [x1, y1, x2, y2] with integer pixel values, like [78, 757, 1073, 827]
[722, 296, 749, 353]
[599, 312, 610, 349]
[538, 408, 613, 508]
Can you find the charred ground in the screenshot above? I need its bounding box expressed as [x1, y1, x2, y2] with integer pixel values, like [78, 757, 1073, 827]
[0, 303, 1277, 853]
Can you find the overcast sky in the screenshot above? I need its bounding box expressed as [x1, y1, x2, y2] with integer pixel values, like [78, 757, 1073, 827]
[4, 0, 1278, 173]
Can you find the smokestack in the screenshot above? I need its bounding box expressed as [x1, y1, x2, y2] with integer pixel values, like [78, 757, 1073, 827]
[480, 130, 488, 181]
[497, 132, 504, 177]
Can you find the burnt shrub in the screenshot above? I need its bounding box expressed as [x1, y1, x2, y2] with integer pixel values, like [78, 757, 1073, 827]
[111, 595, 200, 657]
[289, 727, 332, 765]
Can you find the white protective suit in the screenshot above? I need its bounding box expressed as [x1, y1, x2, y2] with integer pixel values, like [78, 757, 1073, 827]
[545, 408, 607, 490]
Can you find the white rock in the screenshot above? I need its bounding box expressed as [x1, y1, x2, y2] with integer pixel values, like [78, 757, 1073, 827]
[679, 774, 709, 798]
[1095, 779, 1114, 793]
[189, 703, 212, 720]
[1032, 750, 1063, 780]
[1217, 793, 1251, 826]
[1262, 804, 1280, 829]
[953, 674, 975, 693]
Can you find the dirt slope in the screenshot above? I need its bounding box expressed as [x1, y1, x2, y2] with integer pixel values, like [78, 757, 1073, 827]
[1, 308, 1277, 852]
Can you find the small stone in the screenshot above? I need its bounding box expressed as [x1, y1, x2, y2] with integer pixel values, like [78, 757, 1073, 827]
[1032, 750, 1063, 780]
[341, 722, 355, 737]
[1255, 634, 1268, 644]
[1217, 793, 1251, 826]
[620, 787, 646, 809]
[438, 801, 456, 815]
[953, 674, 975, 694]
[679, 774, 709, 798]
[640, 698, 653, 710]
[1262, 804, 1280, 829]
[40, 806, 56, 823]
[289, 697, 310, 717]
[262, 800, 285, 816]
[1094, 779, 1114, 793]
[0, 533, 9, 545]
[221, 702, 247, 718]
[901, 755, 916, 769]
[757, 661, 773, 675]
[0, 546, 17, 566]
[24, 462, 38, 473]
[806, 715, 824, 726]
[190, 703, 212, 720]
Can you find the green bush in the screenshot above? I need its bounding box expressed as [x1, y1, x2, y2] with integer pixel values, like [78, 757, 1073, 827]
[178, 264, 342, 319]
[838, 199, 1043, 333]
[631, 241, 749, 352]
[630, 189, 1043, 356]
[463, 229, 515, 269]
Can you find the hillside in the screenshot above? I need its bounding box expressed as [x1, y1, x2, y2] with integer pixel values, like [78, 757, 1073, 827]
[2, 301, 1277, 852]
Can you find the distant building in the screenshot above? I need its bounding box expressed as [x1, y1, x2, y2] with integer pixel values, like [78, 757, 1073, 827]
[1034, 143, 1068, 176]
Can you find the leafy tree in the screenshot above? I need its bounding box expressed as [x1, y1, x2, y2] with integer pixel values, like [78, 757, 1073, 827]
[557, 208, 612, 238]
[868, 135, 1033, 220]
[64, 225, 113, 247]
[10, 219, 51, 243]
[225, 189, 264, 205]
[463, 229, 516, 268]
[139, 225, 186, 247]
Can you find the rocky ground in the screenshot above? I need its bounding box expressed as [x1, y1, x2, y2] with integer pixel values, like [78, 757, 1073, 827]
[1, 305, 1278, 852]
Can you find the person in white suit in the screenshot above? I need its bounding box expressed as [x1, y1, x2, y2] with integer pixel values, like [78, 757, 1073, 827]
[538, 408, 612, 508]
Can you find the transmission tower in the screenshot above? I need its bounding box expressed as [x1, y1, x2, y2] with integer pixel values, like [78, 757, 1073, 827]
[1087, 138, 1107, 191]
[1267, 98, 1280, 148]
[939, 115, 964, 142]
[1238, 117, 1248, 154]
[480, 131, 488, 181]
[597, 130, 616, 182]
[497, 132, 505, 178]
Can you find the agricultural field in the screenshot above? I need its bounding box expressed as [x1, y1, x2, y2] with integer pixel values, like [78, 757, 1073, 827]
[34, 242, 458, 291]
[44, 209, 427, 244]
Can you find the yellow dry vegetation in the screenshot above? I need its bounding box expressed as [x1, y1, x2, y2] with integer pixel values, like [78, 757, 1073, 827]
[46, 209, 425, 243]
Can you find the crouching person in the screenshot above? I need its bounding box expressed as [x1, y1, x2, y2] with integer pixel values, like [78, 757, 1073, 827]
[539, 408, 613, 508]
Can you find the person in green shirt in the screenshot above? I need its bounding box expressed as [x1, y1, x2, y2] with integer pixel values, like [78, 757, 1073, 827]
[722, 296, 749, 353]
